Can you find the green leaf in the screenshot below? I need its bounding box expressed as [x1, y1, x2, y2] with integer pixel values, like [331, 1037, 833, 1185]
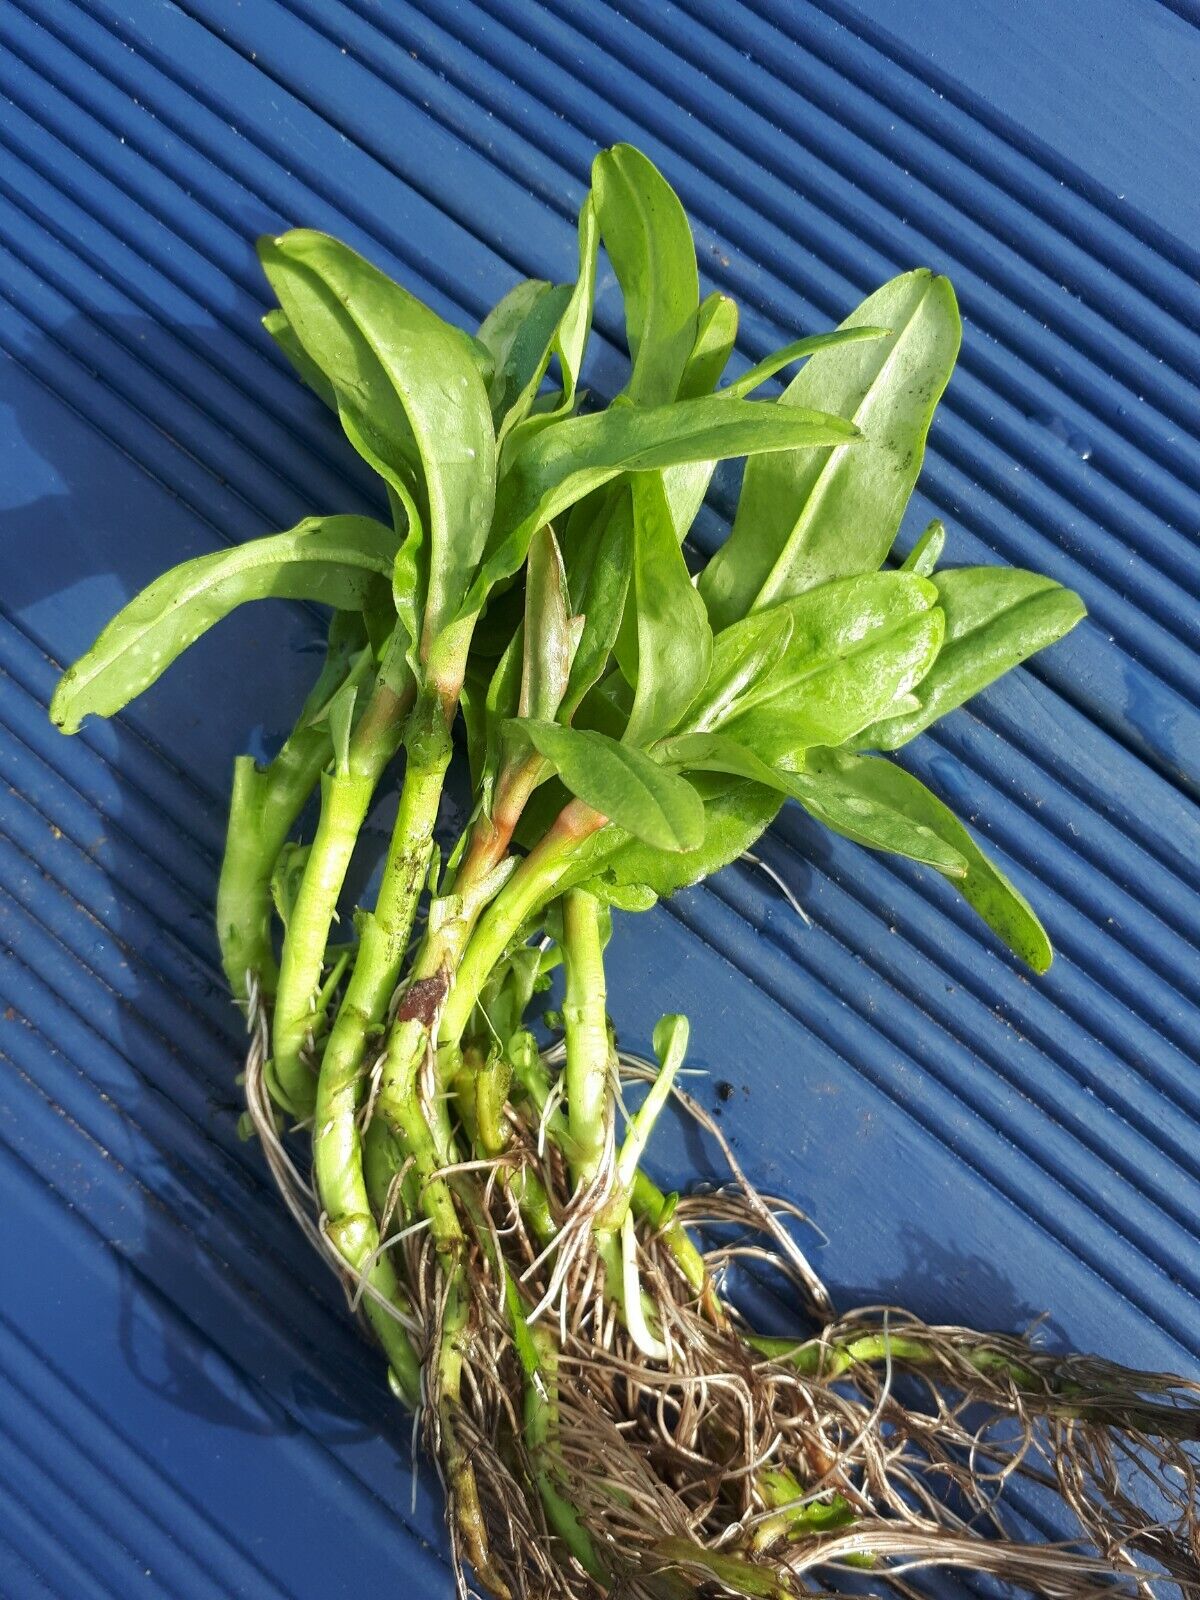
[622, 473, 712, 747]
[719, 325, 888, 400]
[662, 325, 887, 546]
[661, 292, 741, 539]
[326, 679, 358, 777]
[482, 528, 580, 793]
[699, 270, 961, 626]
[570, 771, 783, 906]
[505, 718, 704, 851]
[676, 292, 739, 400]
[263, 308, 337, 411]
[478, 280, 552, 373]
[561, 489, 634, 722]
[270, 841, 311, 933]
[478, 278, 568, 423]
[654, 730, 782, 785]
[460, 661, 491, 792]
[518, 526, 576, 723]
[655, 732, 968, 877]
[50, 516, 400, 733]
[258, 230, 496, 648]
[592, 143, 699, 406]
[685, 607, 794, 732]
[901, 518, 945, 577]
[854, 566, 1087, 750]
[468, 395, 859, 621]
[802, 750, 1054, 971]
[481, 628, 525, 792]
[296, 609, 373, 728]
[697, 572, 943, 759]
[505, 197, 599, 452]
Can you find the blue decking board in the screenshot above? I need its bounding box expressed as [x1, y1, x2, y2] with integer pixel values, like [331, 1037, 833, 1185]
[1, 2, 1197, 1596]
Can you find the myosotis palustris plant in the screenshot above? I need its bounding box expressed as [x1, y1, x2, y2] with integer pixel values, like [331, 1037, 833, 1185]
[52, 144, 1199, 1598]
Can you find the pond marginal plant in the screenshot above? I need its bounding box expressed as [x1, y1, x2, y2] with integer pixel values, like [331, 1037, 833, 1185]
[52, 144, 1200, 1598]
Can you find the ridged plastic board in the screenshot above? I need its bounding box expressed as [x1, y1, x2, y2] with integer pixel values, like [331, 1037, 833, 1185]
[0, 1, 1197, 1595]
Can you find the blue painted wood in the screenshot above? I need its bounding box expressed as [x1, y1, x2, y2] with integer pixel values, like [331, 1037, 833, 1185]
[0, 2, 1196, 1594]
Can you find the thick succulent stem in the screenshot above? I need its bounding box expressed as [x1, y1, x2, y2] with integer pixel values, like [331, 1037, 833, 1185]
[377, 1016, 508, 1596]
[217, 709, 355, 1006]
[313, 692, 453, 1396]
[560, 889, 611, 1193]
[216, 628, 373, 1008]
[523, 1325, 605, 1580]
[753, 1329, 1200, 1439]
[440, 800, 606, 1049]
[271, 677, 413, 1113]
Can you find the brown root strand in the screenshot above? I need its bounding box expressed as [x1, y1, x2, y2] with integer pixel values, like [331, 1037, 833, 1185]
[243, 999, 1200, 1599]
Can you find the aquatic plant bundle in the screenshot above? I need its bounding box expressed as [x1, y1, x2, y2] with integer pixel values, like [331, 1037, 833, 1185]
[52, 146, 1199, 1598]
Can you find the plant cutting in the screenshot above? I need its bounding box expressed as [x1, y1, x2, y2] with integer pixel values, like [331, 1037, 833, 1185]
[51, 144, 1199, 1598]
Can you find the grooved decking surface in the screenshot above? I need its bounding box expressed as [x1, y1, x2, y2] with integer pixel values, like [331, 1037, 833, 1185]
[1, 3, 1198, 1595]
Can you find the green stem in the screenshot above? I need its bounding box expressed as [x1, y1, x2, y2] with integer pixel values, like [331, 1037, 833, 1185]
[217, 630, 373, 1007]
[376, 1017, 508, 1596]
[753, 1329, 1200, 1439]
[216, 723, 341, 1007]
[271, 677, 413, 1114]
[403, 752, 547, 1002]
[513, 1039, 716, 1316]
[751, 1471, 861, 1558]
[750, 1329, 1033, 1383]
[629, 1172, 709, 1301]
[440, 800, 605, 1049]
[313, 694, 453, 1394]
[522, 1324, 605, 1580]
[560, 889, 611, 1191]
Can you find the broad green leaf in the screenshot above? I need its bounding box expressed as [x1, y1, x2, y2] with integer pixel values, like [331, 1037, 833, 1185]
[518, 526, 576, 723]
[901, 518, 945, 577]
[722, 610, 943, 761]
[803, 750, 1054, 971]
[460, 660, 491, 791]
[466, 396, 859, 621]
[561, 489, 634, 722]
[478, 279, 552, 376]
[297, 609, 373, 728]
[854, 566, 1087, 750]
[270, 841, 311, 934]
[685, 607, 793, 732]
[481, 629, 524, 793]
[700, 270, 961, 626]
[478, 278, 568, 424]
[505, 718, 704, 851]
[695, 572, 943, 758]
[263, 308, 336, 411]
[505, 197, 599, 453]
[719, 325, 888, 400]
[592, 143, 699, 406]
[655, 732, 968, 876]
[494, 286, 574, 444]
[622, 473, 712, 747]
[574, 663, 634, 744]
[662, 325, 887, 545]
[51, 516, 400, 733]
[662, 292, 740, 538]
[677, 292, 739, 401]
[553, 196, 600, 411]
[654, 730, 783, 785]
[386, 480, 423, 671]
[327, 679, 358, 777]
[568, 771, 783, 906]
[259, 239, 422, 496]
[258, 231, 496, 650]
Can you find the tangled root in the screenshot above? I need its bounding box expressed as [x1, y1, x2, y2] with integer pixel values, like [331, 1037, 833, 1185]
[244, 991, 1200, 1598]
